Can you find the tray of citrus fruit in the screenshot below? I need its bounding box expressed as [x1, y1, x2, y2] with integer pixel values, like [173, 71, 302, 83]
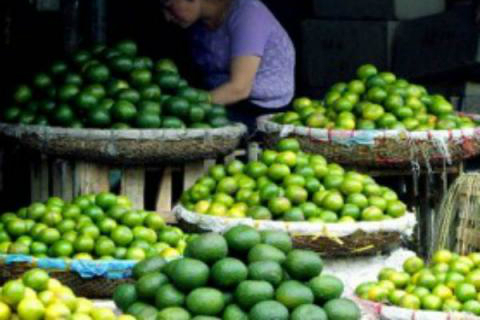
[113, 226, 362, 320]
[257, 64, 480, 167]
[355, 250, 480, 319]
[0, 268, 134, 320]
[0, 40, 246, 165]
[174, 138, 416, 257]
[0, 193, 189, 298]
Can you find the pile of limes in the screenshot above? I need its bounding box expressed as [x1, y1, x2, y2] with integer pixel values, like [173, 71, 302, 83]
[0, 268, 134, 320]
[2, 40, 230, 129]
[274, 64, 479, 131]
[356, 250, 480, 315]
[0, 193, 187, 260]
[113, 225, 361, 320]
[182, 138, 407, 222]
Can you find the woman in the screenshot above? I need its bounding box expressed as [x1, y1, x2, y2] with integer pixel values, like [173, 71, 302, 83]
[162, 0, 296, 130]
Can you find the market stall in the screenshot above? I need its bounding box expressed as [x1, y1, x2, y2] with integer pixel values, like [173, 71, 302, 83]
[0, 0, 479, 319]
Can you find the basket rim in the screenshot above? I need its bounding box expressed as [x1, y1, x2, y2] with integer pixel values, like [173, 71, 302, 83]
[355, 296, 480, 319]
[174, 204, 416, 237]
[0, 253, 137, 279]
[0, 121, 248, 141]
[257, 113, 480, 141]
[0, 253, 137, 264]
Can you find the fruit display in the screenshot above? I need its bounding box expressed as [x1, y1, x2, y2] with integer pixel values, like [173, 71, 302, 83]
[274, 64, 479, 131]
[0, 268, 134, 320]
[0, 193, 187, 260]
[181, 138, 407, 222]
[2, 40, 230, 129]
[356, 250, 480, 315]
[113, 225, 361, 320]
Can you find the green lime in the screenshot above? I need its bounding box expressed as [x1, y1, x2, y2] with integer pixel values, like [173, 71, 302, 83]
[235, 280, 274, 310]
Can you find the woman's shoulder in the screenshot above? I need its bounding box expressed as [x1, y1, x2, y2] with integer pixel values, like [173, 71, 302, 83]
[234, 0, 268, 10]
[228, 0, 274, 22]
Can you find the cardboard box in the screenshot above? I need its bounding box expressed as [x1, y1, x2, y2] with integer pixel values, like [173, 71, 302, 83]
[312, 0, 445, 20]
[301, 19, 397, 88]
[392, 6, 480, 79]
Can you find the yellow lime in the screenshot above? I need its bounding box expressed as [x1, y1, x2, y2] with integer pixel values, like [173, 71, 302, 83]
[467, 269, 480, 290]
[355, 282, 376, 297]
[227, 207, 246, 218]
[378, 268, 396, 281]
[416, 271, 437, 290]
[90, 307, 116, 320]
[22, 269, 49, 292]
[367, 285, 388, 302]
[455, 282, 477, 302]
[432, 284, 453, 300]
[403, 256, 424, 275]
[208, 203, 228, 216]
[17, 297, 45, 320]
[1, 280, 25, 306]
[70, 314, 92, 320]
[177, 239, 187, 252]
[161, 247, 180, 259]
[432, 262, 449, 274]
[338, 216, 355, 223]
[432, 250, 453, 264]
[47, 279, 62, 291]
[24, 288, 37, 299]
[194, 200, 210, 214]
[45, 302, 71, 320]
[457, 256, 475, 270]
[412, 287, 430, 299]
[75, 298, 93, 314]
[469, 253, 480, 267]
[450, 261, 471, 275]
[421, 294, 442, 311]
[54, 287, 77, 311]
[388, 272, 410, 289]
[73, 253, 93, 260]
[38, 291, 55, 306]
[388, 289, 406, 306]
[378, 280, 395, 292]
[445, 272, 465, 290]
[0, 302, 11, 320]
[442, 298, 462, 312]
[399, 294, 421, 310]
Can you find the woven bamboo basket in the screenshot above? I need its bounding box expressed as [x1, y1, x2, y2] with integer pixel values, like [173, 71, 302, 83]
[257, 114, 480, 167]
[174, 205, 416, 257]
[434, 172, 480, 255]
[0, 255, 135, 299]
[0, 122, 247, 165]
[355, 297, 480, 320]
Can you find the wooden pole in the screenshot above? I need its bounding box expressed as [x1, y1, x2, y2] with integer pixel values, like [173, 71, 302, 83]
[89, 0, 107, 43]
[61, 0, 81, 53]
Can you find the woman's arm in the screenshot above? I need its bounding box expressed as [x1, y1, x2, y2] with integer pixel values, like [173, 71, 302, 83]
[210, 56, 261, 105]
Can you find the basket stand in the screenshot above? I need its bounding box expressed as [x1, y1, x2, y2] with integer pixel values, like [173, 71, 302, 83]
[350, 163, 464, 259]
[27, 147, 253, 222]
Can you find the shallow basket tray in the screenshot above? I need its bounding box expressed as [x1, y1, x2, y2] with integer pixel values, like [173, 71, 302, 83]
[0, 254, 136, 299]
[174, 205, 416, 257]
[355, 296, 480, 320]
[0, 122, 247, 165]
[257, 114, 480, 167]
